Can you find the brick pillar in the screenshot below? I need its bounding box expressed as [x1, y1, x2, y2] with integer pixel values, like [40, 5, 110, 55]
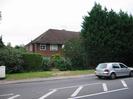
[34, 43, 37, 52]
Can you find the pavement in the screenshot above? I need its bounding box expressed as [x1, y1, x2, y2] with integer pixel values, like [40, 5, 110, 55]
[0, 74, 95, 85]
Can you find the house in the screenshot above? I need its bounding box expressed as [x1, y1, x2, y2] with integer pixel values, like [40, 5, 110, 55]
[25, 29, 80, 56]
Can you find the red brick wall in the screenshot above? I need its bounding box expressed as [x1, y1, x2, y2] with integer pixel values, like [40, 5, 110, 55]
[35, 44, 63, 56]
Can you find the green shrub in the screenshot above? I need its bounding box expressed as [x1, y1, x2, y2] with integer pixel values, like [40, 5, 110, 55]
[51, 54, 72, 71]
[63, 39, 88, 70]
[0, 47, 24, 73]
[42, 57, 51, 70]
[56, 57, 72, 71]
[22, 53, 43, 71]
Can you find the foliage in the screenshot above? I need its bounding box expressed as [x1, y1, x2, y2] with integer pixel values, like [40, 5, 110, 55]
[0, 36, 5, 48]
[51, 54, 72, 71]
[0, 47, 24, 73]
[81, 3, 133, 66]
[63, 39, 88, 69]
[42, 57, 51, 71]
[14, 44, 26, 52]
[22, 53, 43, 71]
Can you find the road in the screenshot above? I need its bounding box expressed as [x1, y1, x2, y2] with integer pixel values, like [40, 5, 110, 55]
[0, 75, 133, 99]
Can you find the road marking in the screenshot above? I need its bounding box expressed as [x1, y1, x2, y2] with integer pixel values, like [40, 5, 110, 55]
[71, 86, 83, 97]
[121, 80, 128, 88]
[51, 82, 101, 90]
[68, 88, 128, 99]
[8, 95, 20, 99]
[102, 83, 108, 92]
[0, 93, 14, 97]
[38, 89, 57, 99]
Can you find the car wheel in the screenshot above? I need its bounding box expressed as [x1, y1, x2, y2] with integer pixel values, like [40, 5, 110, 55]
[97, 76, 102, 79]
[110, 73, 116, 79]
[129, 71, 133, 77]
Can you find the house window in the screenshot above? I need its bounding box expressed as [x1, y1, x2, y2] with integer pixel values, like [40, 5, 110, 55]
[40, 44, 46, 50]
[50, 44, 58, 51]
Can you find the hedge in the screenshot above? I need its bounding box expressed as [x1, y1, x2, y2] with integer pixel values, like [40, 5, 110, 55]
[51, 54, 72, 71]
[22, 53, 43, 71]
[0, 47, 24, 73]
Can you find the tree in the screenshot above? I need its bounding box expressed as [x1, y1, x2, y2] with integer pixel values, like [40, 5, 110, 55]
[0, 36, 5, 48]
[0, 47, 24, 73]
[63, 38, 88, 69]
[81, 3, 109, 66]
[0, 12, 4, 47]
[81, 3, 133, 66]
[14, 44, 27, 52]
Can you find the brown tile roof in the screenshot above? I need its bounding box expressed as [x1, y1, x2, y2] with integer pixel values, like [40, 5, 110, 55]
[31, 29, 80, 44]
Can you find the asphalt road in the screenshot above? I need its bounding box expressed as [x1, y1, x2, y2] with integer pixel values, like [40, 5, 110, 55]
[0, 75, 133, 99]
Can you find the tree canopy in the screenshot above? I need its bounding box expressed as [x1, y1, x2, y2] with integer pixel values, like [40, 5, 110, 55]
[81, 3, 133, 66]
[0, 36, 5, 48]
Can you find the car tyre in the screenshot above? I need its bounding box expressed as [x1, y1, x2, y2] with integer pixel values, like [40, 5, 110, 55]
[110, 73, 116, 80]
[97, 76, 102, 79]
[129, 71, 133, 77]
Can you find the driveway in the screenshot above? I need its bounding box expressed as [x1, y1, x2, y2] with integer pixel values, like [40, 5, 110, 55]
[0, 75, 133, 99]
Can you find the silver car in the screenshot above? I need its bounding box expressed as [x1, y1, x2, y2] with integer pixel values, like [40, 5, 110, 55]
[95, 62, 133, 79]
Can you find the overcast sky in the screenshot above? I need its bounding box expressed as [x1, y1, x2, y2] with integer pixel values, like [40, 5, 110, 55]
[0, 0, 133, 46]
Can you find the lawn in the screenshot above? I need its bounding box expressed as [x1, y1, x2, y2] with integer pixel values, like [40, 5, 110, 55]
[6, 70, 95, 80]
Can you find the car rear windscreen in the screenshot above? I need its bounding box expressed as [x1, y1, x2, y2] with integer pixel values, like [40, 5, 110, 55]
[97, 63, 107, 69]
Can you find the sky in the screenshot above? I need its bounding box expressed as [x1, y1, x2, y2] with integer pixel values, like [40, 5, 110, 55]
[0, 0, 133, 46]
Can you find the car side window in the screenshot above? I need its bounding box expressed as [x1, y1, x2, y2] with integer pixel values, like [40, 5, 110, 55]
[112, 64, 120, 69]
[119, 64, 127, 68]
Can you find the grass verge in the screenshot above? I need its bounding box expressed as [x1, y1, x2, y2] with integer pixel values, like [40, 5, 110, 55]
[6, 70, 95, 81]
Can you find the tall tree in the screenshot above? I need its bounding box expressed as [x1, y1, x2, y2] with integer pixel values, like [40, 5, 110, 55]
[81, 3, 109, 66]
[0, 12, 4, 47]
[81, 3, 133, 66]
[0, 36, 5, 48]
[63, 38, 86, 69]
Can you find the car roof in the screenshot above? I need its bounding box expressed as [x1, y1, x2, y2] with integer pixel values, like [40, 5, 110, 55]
[99, 62, 122, 65]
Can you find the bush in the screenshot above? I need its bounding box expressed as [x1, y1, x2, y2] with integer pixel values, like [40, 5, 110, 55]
[22, 53, 43, 71]
[42, 57, 51, 71]
[63, 39, 88, 70]
[56, 57, 72, 71]
[0, 47, 24, 73]
[51, 54, 72, 71]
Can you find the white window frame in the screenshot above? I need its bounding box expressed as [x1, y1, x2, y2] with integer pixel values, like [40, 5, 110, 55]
[50, 44, 58, 51]
[40, 44, 46, 51]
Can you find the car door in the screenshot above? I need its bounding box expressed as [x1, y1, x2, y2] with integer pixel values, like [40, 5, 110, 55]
[112, 64, 121, 77]
[119, 63, 130, 76]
